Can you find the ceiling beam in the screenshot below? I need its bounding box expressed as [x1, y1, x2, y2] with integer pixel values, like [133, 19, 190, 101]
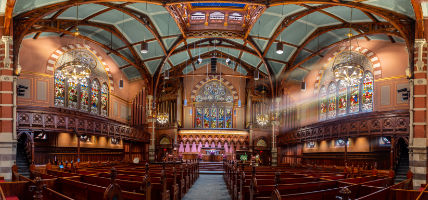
[288, 22, 398, 66]
[28, 25, 150, 81]
[3, 0, 16, 36]
[280, 31, 404, 88]
[36, 18, 151, 77]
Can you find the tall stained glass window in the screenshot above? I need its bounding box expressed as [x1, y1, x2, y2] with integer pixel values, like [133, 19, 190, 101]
[80, 78, 89, 111]
[91, 80, 100, 114]
[327, 83, 336, 119]
[68, 79, 78, 109]
[195, 108, 203, 128]
[319, 86, 327, 120]
[349, 80, 360, 113]
[337, 80, 347, 116]
[54, 71, 66, 107]
[101, 83, 109, 116]
[362, 72, 373, 112]
[194, 80, 233, 128]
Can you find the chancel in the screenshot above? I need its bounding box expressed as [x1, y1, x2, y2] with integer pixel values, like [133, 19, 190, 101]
[0, 0, 428, 199]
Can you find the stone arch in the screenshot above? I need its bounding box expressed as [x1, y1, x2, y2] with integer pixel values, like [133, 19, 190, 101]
[190, 75, 238, 101]
[314, 46, 382, 91]
[46, 43, 115, 91]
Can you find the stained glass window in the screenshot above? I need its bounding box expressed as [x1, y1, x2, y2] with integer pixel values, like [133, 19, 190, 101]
[210, 107, 217, 128]
[203, 108, 210, 128]
[218, 108, 224, 128]
[225, 108, 232, 128]
[362, 72, 373, 112]
[337, 80, 347, 116]
[195, 108, 203, 128]
[319, 86, 327, 120]
[195, 80, 233, 129]
[67, 79, 78, 109]
[80, 78, 89, 111]
[91, 80, 100, 114]
[327, 83, 336, 119]
[54, 71, 66, 107]
[349, 80, 360, 113]
[101, 83, 108, 116]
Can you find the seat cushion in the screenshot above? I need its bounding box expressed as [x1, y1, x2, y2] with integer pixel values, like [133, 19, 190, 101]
[6, 196, 19, 200]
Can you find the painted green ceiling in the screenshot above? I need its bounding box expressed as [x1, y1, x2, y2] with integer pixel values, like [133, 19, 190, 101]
[14, 0, 415, 81]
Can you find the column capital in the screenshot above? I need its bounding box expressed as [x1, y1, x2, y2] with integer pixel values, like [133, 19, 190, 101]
[415, 38, 426, 47]
[1, 36, 12, 44]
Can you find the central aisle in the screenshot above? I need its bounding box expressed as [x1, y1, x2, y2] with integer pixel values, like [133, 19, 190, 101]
[182, 175, 231, 200]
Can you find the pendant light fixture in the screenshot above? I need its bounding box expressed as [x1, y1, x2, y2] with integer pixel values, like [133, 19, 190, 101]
[276, 5, 285, 55]
[141, 2, 148, 54]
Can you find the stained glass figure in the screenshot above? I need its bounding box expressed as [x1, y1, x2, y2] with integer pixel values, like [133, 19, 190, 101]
[91, 80, 100, 114]
[319, 86, 327, 120]
[349, 81, 360, 113]
[67, 79, 78, 109]
[80, 78, 89, 111]
[225, 108, 232, 128]
[337, 80, 347, 116]
[195, 81, 233, 103]
[196, 108, 203, 128]
[327, 83, 337, 119]
[101, 83, 108, 116]
[54, 71, 66, 107]
[218, 108, 224, 128]
[210, 107, 217, 128]
[203, 107, 210, 128]
[362, 72, 373, 112]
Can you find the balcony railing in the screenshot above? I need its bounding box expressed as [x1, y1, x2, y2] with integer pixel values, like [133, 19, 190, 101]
[17, 106, 149, 141]
[278, 110, 409, 145]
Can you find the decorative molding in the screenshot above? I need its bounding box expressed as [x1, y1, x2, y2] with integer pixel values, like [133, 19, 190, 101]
[278, 110, 409, 145]
[17, 106, 149, 142]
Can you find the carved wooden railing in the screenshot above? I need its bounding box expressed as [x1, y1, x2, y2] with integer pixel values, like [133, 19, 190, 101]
[17, 106, 149, 141]
[278, 110, 409, 145]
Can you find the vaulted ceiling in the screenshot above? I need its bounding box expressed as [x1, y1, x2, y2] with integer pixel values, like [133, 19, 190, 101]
[12, 0, 416, 92]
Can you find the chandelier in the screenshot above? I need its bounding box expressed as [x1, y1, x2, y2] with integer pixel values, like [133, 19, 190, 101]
[60, 60, 91, 83]
[256, 113, 269, 126]
[332, 51, 364, 85]
[157, 112, 169, 124]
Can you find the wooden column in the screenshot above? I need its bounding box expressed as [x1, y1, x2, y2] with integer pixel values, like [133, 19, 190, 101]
[390, 137, 395, 170]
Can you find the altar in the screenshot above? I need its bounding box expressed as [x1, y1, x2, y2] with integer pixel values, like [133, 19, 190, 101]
[201, 147, 224, 162]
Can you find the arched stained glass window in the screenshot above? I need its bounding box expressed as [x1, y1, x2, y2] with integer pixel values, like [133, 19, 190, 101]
[362, 71, 373, 112]
[54, 71, 66, 107]
[91, 80, 100, 114]
[194, 80, 234, 128]
[327, 83, 336, 119]
[68, 79, 78, 109]
[54, 49, 109, 117]
[319, 86, 327, 120]
[101, 83, 109, 116]
[80, 78, 89, 111]
[337, 80, 347, 116]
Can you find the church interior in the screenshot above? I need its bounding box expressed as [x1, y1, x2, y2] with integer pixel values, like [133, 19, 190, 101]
[0, 0, 428, 199]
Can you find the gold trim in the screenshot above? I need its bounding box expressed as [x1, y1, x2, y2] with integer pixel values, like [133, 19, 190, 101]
[375, 75, 407, 81]
[21, 70, 53, 77]
[111, 94, 130, 104]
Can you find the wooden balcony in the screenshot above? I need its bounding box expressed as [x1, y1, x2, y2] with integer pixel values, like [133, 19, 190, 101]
[17, 106, 149, 142]
[278, 110, 409, 145]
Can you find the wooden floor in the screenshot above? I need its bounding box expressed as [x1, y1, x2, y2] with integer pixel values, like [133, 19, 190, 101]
[182, 175, 231, 200]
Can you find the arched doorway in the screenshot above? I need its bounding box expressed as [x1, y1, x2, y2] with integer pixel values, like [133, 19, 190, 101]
[394, 137, 409, 183]
[16, 132, 33, 177]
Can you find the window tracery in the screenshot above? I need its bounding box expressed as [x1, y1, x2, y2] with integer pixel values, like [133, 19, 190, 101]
[194, 80, 233, 129]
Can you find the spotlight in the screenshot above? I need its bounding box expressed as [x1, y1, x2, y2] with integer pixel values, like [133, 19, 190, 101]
[226, 58, 231, 65]
[276, 42, 283, 55]
[197, 57, 202, 64]
[140, 42, 148, 54]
